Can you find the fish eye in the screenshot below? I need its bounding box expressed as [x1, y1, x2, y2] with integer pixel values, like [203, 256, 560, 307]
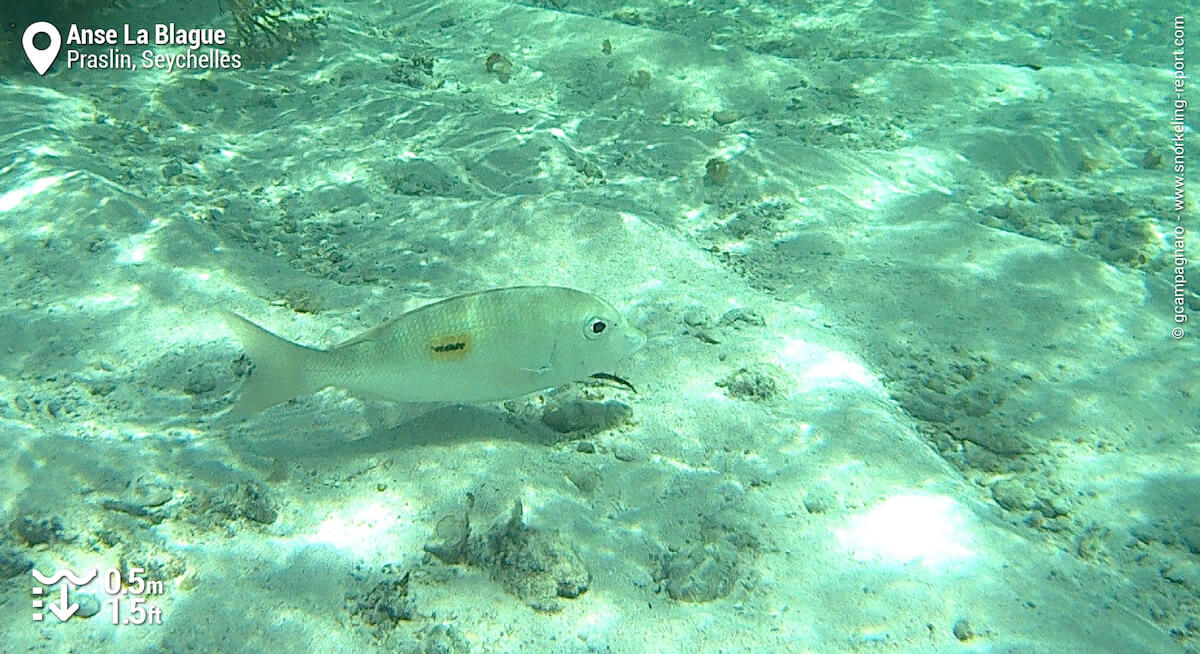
[584, 316, 608, 339]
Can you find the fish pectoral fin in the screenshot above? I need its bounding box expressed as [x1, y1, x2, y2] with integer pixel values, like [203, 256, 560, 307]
[522, 342, 555, 376]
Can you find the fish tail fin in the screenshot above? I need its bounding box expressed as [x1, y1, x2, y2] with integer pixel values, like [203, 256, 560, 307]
[220, 311, 325, 417]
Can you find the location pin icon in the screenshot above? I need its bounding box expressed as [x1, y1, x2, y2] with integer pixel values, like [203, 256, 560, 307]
[23, 22, 62, 76]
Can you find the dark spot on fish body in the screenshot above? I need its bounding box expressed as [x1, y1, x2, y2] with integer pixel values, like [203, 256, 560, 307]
[428, 333, 472, 360]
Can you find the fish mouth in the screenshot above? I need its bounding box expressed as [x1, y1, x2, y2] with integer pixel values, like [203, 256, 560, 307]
[590, 372, 638, 393]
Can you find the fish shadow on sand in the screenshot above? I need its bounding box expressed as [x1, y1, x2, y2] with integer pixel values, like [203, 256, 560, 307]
[233, 402, 559, 461]
[357, 403, 560, 453]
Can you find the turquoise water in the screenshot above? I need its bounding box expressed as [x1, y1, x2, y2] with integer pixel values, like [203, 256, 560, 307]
[0, 1, 1195, 652]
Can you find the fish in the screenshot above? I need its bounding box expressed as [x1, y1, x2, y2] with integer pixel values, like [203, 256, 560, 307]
[221, 286, 646, 416]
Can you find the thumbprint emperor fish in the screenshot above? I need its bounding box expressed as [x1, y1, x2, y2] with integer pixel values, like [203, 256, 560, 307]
[221, 286, 646, 416]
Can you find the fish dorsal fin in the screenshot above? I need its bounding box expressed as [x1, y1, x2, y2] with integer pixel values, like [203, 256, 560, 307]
[332, 314, 405, 349]
[331, 293, 457, 349]
[334, 329, 374, 349]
